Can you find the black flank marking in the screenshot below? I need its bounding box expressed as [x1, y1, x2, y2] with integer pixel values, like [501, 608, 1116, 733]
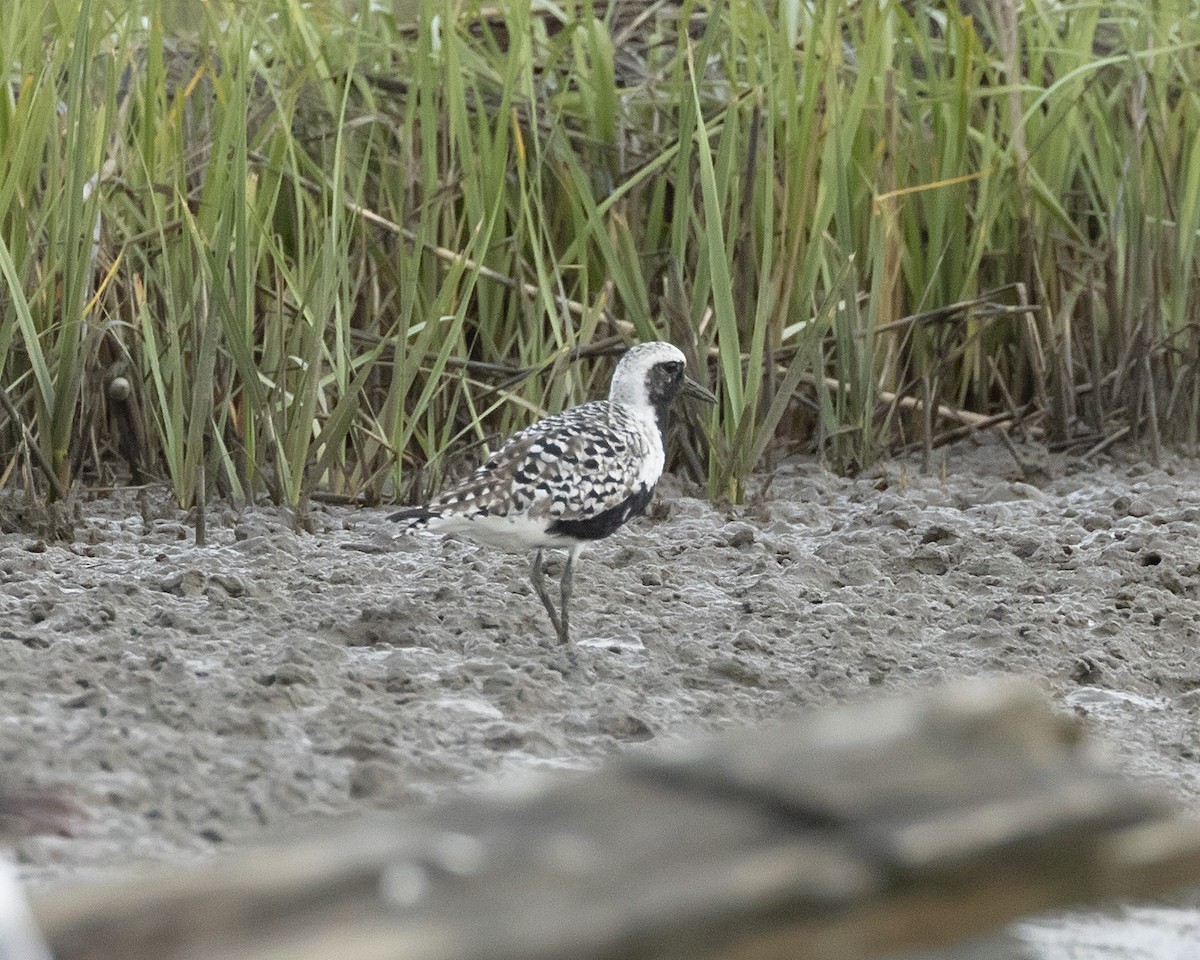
[547, 485, 654, 541]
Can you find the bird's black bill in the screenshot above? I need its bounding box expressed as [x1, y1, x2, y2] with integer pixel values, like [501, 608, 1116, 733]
[682, 376, 717, 404]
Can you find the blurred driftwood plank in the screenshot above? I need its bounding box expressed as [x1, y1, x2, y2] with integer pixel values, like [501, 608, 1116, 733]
[29, 679, 1200, 960]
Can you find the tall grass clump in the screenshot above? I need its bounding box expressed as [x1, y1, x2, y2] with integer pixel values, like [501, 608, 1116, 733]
[2, 0, 1200, 510]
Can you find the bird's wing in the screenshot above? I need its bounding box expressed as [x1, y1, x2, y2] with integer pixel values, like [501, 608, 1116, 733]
[429, 403, 649, 521]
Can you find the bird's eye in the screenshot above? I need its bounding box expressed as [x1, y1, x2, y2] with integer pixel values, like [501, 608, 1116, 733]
[660, 361, 683, 376]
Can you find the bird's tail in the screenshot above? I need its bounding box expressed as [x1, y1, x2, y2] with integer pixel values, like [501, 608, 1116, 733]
[389, 506, 437, 531]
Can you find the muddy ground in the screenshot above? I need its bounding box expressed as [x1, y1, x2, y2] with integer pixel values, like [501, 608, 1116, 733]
[3, 434, 1200, 957]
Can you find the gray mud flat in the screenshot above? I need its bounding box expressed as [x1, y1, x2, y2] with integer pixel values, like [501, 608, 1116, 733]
[3, 436, 1200, 955]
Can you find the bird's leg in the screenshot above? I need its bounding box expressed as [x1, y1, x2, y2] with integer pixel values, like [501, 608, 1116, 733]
[530, 549, 565, 642]
[557, 547, 578, 645]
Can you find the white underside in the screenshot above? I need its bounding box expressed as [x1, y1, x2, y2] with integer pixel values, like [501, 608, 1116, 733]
[419, 514, 583, 553]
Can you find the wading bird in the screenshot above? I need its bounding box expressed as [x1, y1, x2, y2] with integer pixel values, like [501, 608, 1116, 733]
[391, 342, 715, 643]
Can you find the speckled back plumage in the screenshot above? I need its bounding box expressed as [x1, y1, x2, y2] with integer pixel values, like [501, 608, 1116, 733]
[391, 342, 689, 551]
[431, 401, 654, 519]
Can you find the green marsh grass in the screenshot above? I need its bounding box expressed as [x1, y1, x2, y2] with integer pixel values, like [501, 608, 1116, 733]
[2, 0, 1200, 510]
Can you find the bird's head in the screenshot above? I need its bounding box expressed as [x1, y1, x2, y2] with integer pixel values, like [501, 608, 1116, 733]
[608, 342, 716, 415]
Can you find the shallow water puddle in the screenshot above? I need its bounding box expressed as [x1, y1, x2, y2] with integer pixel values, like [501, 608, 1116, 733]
[1015, 906, 1200, 959]
[497, 751, 595, 775]
[576, 635, 647, 654]
[1065, 687, 1168, 714]
[429, 696, 505, 720]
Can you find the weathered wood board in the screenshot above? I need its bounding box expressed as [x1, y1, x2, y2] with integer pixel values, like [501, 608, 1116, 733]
[27, 679, 1200, 960]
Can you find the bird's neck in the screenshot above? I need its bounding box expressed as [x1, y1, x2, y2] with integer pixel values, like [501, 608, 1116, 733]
[614, 399, 667, 445]
[607, 378, 672, 445]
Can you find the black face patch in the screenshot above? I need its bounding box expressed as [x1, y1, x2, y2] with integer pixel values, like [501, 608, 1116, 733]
[646, 360, 685, 434]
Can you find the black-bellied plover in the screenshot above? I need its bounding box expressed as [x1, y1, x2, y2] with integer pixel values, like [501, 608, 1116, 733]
[391, 341, 716, 643]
